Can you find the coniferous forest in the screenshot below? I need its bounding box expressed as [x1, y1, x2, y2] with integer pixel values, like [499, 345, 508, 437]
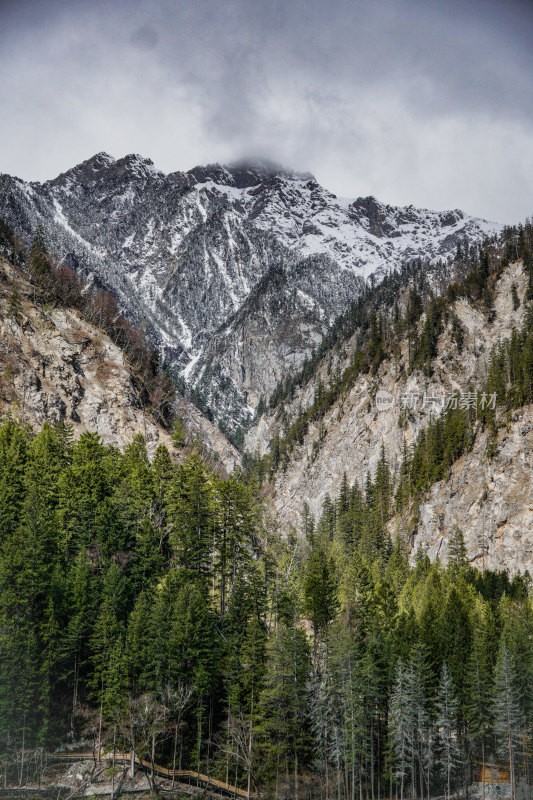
[1, 418, 532, 800]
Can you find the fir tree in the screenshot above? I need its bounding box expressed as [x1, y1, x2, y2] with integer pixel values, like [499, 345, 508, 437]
[303, 545, 339, 645]
[167, 455, 213, 577]
[435, 662, 461, 800]
[171, 417, 186, 448]
[493, 645, 524, 800]
[448, 527, 467, 570]
[28, 224, 51, 287]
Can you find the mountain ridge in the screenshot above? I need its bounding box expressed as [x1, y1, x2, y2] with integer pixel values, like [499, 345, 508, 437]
[0, 152, 501, 433]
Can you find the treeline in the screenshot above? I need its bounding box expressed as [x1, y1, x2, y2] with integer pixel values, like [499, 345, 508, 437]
[1, 418, 532, 799]
[253, 221, 533, 479]
[0, 220, 175, 425]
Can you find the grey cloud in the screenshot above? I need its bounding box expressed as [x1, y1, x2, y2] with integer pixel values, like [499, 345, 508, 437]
[131, 24, 159, 51]
[0, 0, 531, 222]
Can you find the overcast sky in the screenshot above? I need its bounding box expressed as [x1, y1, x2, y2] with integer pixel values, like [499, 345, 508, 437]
[0, 0, 532, 222]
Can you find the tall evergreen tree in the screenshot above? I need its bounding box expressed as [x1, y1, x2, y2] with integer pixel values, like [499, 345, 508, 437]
[492, 645, 524, 800]
[436, 663, 461, 800]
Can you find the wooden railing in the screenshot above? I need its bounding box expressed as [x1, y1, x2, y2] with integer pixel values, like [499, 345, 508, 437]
[49, 752, 256, 799]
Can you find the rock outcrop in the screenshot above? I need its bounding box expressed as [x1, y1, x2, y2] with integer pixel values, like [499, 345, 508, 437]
[0, 259, 239, 471]
[247, 260, 532, 574]
[408, 404, 533, 574]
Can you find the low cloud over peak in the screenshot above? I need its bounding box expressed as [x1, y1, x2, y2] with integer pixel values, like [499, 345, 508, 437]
[0, 0, 532, 223]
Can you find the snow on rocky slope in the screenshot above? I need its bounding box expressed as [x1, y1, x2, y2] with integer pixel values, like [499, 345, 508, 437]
[0, 153, 499, 431]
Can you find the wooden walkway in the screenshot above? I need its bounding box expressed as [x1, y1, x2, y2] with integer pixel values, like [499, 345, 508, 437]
[49, 752, 256, 799]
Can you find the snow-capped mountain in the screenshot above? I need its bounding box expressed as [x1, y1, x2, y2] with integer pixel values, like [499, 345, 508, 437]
[0, 153, 499, 431]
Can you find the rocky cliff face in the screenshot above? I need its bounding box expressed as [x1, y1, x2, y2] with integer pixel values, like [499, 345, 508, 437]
[247, 259, 531, 575]
[0, 154, 499, 431]
[408, 404, 533, 575]
[0, 258, 239, 471]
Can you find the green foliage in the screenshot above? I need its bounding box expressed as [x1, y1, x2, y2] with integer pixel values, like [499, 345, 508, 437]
[0, 421, 272, 783]
[448, 527, 468, 570]
[28, 225, 52, 286]
[255, 622, 312, 787]
[492, 645, 525, 793]
[171, 417, 186, 448]
[2, 214, 533, 794]
[0, 418, 532, 795]
[302, 545, 338, 639]
[167, 455, 213, 575]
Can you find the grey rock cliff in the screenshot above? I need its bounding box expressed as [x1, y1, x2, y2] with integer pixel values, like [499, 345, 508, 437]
[247, 260, 532, 575]
[0, 258, 239, 471]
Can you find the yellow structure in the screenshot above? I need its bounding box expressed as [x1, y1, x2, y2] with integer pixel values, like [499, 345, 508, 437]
[474, 762, 510, 784]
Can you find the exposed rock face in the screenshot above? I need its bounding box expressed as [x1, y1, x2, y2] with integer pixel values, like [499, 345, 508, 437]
[246, 260, 531, 574]
[0, 153, 499, 430]
[409, 405, 533, 575]
[0, 259, 239, 471]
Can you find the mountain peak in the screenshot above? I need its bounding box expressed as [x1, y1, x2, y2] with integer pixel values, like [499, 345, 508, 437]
[188, 158, 315, 189]
[92, 151, 115, 164]
[49, 152, 165, 187]
[0, 151, 501, 433]
[76, 151, 116, 170]
[226, 157, 315, 186]
[48, 152, 117, 185]
[116, 153, 162, 176]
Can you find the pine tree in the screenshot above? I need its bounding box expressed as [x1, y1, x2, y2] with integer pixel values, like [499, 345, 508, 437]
[308, 667, 334, 799]
[171, 417, 186, 448]
[28, 224, 51, 287]
[62, 549, 94, 738]
[303, 545, 339, 645]
[448, 527, 467, 570]
[441, 586, 472, 708]
[301, 502, 315, 546]
[0, 419, 29, 541]
[436, 662, 461, 800]
[255, 620, 311, 795]
[465, 620, 493, 789]
[389, 660, 413, 800]
[493, 645, 524, 800]
[213, 474, 257, 618]
[167, 455, 213, 577]
[57, 431, 114, 557]
[89, 564, 126, 756]
[315, 495, 336, 544]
